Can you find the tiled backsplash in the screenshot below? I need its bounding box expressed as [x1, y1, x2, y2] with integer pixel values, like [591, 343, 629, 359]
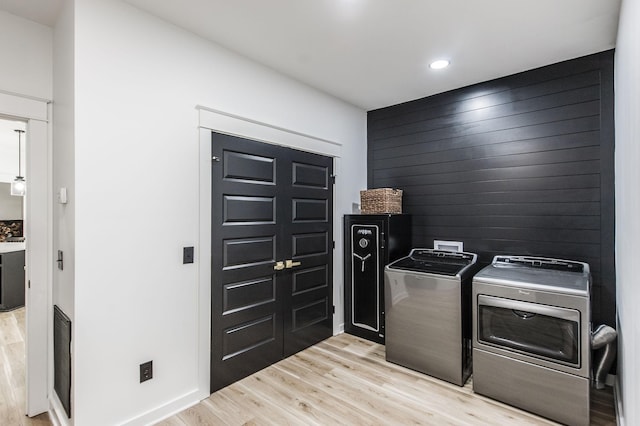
[0, 220, 23, 242]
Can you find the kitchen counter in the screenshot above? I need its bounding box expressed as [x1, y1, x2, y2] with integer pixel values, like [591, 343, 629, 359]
[0, 242, 26, 253]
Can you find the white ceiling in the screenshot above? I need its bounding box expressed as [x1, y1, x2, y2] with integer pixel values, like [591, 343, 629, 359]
[0, 0, 62, 27]
[0, 0, 621, 110]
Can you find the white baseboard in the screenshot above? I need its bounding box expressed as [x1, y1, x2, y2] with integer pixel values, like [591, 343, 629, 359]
[47, 387, 205, 425]
[48, 408, 62, 426]
[49, 393, 70, 426]
[121, 388, 206, 426]
[614, 376, 624, 426]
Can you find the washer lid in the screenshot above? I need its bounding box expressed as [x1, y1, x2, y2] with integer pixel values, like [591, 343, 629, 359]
[387, 248, 477, 276]
[474, 255, 590, 296]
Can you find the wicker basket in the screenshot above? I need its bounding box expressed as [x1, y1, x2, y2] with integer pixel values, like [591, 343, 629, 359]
[360, 188, 403, 214]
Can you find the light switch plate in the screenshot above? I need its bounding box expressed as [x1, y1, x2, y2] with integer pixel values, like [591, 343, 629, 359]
[183, 247, 194, 264]
[57, 187, 68, 204]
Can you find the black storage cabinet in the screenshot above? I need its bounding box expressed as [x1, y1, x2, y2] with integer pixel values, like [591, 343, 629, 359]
[0, 250, 26, 312]
[344, 214, 411, 343]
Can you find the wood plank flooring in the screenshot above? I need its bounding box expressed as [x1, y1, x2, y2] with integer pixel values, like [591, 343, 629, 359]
[0, 308, 50, 425]
[0, 312, 617, 425]
[161, 333, 616, 426]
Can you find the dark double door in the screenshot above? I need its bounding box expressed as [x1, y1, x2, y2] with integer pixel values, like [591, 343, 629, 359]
[210, 132, 334, 392]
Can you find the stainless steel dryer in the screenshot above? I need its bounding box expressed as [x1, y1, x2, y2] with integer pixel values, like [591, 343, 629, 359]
[472, 255, 591, 426]
[384, 249, 478, 386]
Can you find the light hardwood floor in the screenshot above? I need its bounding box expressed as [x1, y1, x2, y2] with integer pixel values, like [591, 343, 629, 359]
[0, 308, 50, 425]
[0, 311, 616, 425]
[160, 333, 616, 426]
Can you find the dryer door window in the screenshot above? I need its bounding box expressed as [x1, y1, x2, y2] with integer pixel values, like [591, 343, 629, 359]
[477, 295, 580, 367]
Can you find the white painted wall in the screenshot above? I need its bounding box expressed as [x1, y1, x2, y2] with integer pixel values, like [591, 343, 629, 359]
[615, 2, 640, 426]
[0, 183, 23, 219]
[614, 1, 640, 425]
[70, 0, 366, 424]
[0, 10, 52, 100]
[52, 1, 75, 422]
[52, 0, 75, 320]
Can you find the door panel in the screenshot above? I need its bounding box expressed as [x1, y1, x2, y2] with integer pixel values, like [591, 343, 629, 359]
[292, 198, 329, 222]
[292, 161, 329, 188]
[211, 134, 283, 392]
[223, 150, 276, 184]
[222, 276, 276, 314]
[211, 132, 333, 392]
[292, 266, 329, 294]
[283, 152, 333, 357]
[223, 195, 276, 225]
[292, 299, 329, 330]
[222, 236, 276, 269]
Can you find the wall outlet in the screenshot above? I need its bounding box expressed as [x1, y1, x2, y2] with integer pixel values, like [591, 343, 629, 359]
[140, 361, 153, 383]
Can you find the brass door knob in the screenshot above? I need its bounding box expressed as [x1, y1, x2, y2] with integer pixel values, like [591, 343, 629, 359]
[285, 259, 301, 269]
[273, 261, 285, 271]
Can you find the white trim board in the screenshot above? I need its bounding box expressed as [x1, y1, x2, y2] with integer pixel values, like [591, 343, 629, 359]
[614, 376, 624, 426]
[121, 389, 203, 426]
[197, 106, 342, 158]
[0, 90, 49, 121]
[196, 126, 212, 400]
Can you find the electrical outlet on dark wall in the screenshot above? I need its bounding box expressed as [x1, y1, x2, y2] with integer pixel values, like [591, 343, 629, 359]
[140, 360, 153, 383]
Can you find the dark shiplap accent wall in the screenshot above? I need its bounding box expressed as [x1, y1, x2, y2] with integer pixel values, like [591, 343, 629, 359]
[367, 51, 615, 327]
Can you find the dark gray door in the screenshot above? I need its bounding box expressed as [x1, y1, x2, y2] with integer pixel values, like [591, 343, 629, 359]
[210, 132, 333, 392]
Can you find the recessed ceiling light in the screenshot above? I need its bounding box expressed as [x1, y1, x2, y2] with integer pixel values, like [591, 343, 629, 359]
[430, 60, 450, 70]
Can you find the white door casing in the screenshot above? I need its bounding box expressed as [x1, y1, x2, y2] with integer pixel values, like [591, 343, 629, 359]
[0, 90, 52, 416]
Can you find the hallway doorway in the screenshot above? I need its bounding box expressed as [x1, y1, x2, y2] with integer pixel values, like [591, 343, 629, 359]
[0, 91, 52, 417]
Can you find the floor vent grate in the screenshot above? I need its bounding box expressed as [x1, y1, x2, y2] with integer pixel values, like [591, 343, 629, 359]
[54, 305, 72, 418]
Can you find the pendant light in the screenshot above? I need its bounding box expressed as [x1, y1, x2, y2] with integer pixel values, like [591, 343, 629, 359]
[10, 129, 25, 196]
